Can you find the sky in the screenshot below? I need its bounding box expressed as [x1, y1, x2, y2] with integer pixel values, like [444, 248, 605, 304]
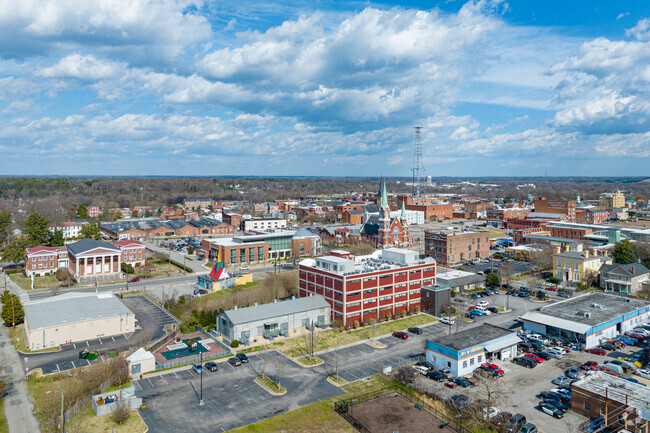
[1, 0, 649, 177]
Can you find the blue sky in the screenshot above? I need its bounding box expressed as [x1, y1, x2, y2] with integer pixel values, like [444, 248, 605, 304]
[1, 0, 649, 177]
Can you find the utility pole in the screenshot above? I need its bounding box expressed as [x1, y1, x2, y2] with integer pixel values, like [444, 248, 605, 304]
[199, 351, 204, 406]
[11, 296, 15, 329]
[46, 390, 65, 433]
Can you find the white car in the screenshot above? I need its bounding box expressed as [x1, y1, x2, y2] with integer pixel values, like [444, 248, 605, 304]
[412, 365, 429, 375]
[528, 334, 548, 344]
[632, 328, 650, 336]
[473, 307, 491, 316]
[481, 406, 500, 419]
[545, 348, 564, 359]
[440, 317, 456, 325]
[477, 301, 489, 307]
[548, 346, 566, 355]
[636, 369, 650, 380]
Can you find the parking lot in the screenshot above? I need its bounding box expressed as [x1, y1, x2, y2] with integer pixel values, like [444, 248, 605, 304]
[136, 350, 344, 433]
[22, 294, 178, 375]
[463, 259, 533, 276]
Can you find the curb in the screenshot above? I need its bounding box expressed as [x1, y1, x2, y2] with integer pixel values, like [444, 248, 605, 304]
[365, 341, 387, 349]
[326, 376, 349, 388]
[295, 357, 324, 368]
[254, 376, 287, 396]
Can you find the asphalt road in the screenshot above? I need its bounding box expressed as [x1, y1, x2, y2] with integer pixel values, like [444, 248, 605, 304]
[136, 351, 345, 433]
[21, 294, 179, 375]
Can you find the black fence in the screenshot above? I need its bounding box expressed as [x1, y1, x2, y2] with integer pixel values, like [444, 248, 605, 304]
[334, 386, 463, 433]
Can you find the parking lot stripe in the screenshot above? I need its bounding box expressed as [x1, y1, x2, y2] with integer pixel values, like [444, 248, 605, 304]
[111, 336, 115, 342]
[147, 378, 154, 388]
[72, 343, 76, 349]
[99, 338, 102, 345]
[56, 364, 60, 372]
[160, 375, 168, 384]
[86, 341, 89, 346]
[174, 372, 180, 380]
[71, 361, 75, 369]
[134, 381, 142, 391]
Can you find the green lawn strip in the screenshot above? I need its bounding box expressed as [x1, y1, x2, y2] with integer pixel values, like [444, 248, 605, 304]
[9, 325, 59, 353]
[256, 376, 286, 394]
[10, 274, 59, 290]
[65, 402, 148, 433]
[228, 375, 394, 433]
[0, 400, 7, 433]
[194, 280, 261, 303]
[275, 314, 435, 358]
[295, 356, 323, 367]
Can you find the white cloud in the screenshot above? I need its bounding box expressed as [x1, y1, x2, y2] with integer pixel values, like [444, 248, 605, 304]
[626, 18, 650, 41]
[38, 54, 123, 80]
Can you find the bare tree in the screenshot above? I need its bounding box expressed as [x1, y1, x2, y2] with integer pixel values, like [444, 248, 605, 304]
[324, 350, 349, 381]
[295, 321, 321, 361]
[132, 329, 154, 351]
[368, 318, 377, 340]
[271, 356, 287, 390]
[250, 355, 268, 379]
[111, 399, 131, 425]
[465, 373, 507, 427]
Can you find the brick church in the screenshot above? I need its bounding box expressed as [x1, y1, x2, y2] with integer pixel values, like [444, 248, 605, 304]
[361, 178, 412, 248]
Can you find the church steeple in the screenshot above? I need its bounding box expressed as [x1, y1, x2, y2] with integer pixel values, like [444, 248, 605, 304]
[380, 179, 389, 213]
[400, 200, 407, 223]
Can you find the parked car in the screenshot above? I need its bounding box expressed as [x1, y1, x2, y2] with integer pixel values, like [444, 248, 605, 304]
[635, 369, 650, 380]
[449, 394, 470, 410]
[550, 388, 572, 400]
[587, 348, 606, 356]
[239, 266, 249, 270]
[416, 361, 435, 370]
[581, 361, 599, 371]
[426, 370, 447, 382]
[518, 423, 538, 433]
[227, 357, 242, 366]
[477, 301, 489, 307]
[618, 357, 642, 368]
[412, 365, 429, 375]
[605, 360, 630, 373]
[608, 339, 626, 348]
[538, 391, 568, 403]
[440, 317, 455, 325]
[566, 366, 580, 378]
[128, 277, 140, 283]
[470, 309, 485, 316]
[193, 288, 208, 296]
[517, 292, 530, 298]
[204, 361, 218, 372]
[545, 286, 558, 291]
[513, 357, 537, 368]
[503, 413, 527, 433]
[487, 307, 499, 314]
[552, 376, 571, 386]
[535, 351, 552, 361]
[543, 348, 563, 359]
[445, 381, 458, 389]
[451, 377, 472, 388]
[492, 411, 513, 427]
[600, 342, 617, 351]
[524, 353, 544, 363]
[393, 331, 408, 339]
[481, 406, 500, 419]
[542, 398, 569, 413]
[408, 327, 423, 335]
[236, 353, 249, 363]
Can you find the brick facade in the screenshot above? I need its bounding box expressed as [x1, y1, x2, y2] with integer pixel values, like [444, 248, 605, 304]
[424, 231, 490, 267]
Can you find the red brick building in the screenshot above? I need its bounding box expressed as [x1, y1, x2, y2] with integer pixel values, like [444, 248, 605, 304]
[25, 246, 68, 277]
[341, 209, 364, 225]
[113, 240, 146, 267]
[424, 230, 490, 267]
[534, 198, 576, 222]
[299, 248, 435, 326]
[486, 208, 531, 228]
[360, 179, 411, 248]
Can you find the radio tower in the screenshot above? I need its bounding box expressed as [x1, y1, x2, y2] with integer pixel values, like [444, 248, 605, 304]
[411, 126, 424, 200]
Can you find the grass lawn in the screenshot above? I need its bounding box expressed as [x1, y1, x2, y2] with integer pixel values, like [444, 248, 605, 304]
[295, 356, 323, 367]
[9, 325, 59, 353]
[65, 403, 147, 433]
[228, 375, 395, 433]
[195, 281, 261, 303]
[327, 375, 348, 386]
[264, 314, 435, 358]
[10, 273, 59, 290]
[489, 229, 507, 239]
[256, 376, 286, 394]
[0, 400, 7, 433]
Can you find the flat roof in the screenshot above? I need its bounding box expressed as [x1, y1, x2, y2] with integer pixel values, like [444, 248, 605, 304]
[24, 292, 134, 331]
[431, 324, 517, 352]
[222, 295, 330, 325]
[525, 292, 650, 328]
[573, 371, 650, 411]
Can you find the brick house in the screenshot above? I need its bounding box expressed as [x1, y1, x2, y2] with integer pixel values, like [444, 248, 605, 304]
[342, 209, 364, 225]
[486, 208, 531, 228]
[534, 198, 576, 222]
[113, 240, 146, 267]
[25, 246, 68, 277]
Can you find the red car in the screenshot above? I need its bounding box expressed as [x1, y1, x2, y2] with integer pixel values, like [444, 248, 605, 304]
[128, 277, 140, 283]
[587, 348, 606, 356]
[626, 333, 645, 340]
[609, 340, 626, 348]
[581, 361, 599, 370]
[444, 381, 458, 389]
[393, 331, 408, 340]
[600, 366, 620, 376]
[545, 286, 558, 292]
[480, 363, 505, 375]
[524, 353, 544, 363]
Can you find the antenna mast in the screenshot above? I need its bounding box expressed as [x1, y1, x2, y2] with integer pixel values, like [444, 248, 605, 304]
[411, 126, 424, 200]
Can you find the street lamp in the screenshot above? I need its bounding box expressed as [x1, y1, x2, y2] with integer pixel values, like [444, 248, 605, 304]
[46, 390, 65, 433]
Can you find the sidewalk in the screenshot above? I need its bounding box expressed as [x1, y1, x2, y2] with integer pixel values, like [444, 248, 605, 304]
[0, 326, 41, 433]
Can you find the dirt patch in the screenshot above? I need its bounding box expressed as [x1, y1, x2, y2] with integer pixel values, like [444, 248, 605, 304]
[350, 393, 456, 433]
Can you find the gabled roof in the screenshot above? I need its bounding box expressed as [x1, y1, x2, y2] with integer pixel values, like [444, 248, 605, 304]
[600, 263, 650, 277]
[25, 246, 65, 255]
[346, 210, 364, 215]
[112, 240, 144, 248]
[67, 239, 120, 255]
[361, 215, 379, 235]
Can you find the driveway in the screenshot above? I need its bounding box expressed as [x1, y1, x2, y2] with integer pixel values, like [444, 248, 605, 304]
[21, 295, 178, 375]
[136, 351, 344, 432]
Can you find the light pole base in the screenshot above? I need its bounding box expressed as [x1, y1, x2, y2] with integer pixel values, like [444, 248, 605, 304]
[199, 399, 204, 406]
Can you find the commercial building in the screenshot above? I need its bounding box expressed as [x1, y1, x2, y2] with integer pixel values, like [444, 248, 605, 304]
[100, 219, 234, 240]
[341, 209, 364, 225]
[23, 292, 135, 350]
[573, 372, 650, 431]
[364, 209, 425, 226]
[216, 295, 330, 344]
[126, 348, 156, 377]
[534, 198, 576, 222]
[299, 248, 435, 327]
[67, 239, 123, 280]
[87, 206, 100, 218]
[520, 292, 650, 349]
[435, 269, 486, 293]
[600, 263, 650, 294]
[240, 218, 287, 232]
[420, 284, 452, 315]
[552, 244, 612, 283]
[486, 208, 531, 228]
[424, 230, 490, 267]
[425, 324, 520, 377]
[600, 191, 626, 209]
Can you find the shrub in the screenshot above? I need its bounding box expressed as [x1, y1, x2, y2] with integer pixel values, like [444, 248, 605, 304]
[415, 305, 421, 313]
[231, 340, 240, 348]
[331, 319, 338, 328]
[353, 320, 359, 328]
[400, 310, 406, 317]
[120, 263, 134, 274]
[188, 246, 194, 255]
[339, 326, 345, 332]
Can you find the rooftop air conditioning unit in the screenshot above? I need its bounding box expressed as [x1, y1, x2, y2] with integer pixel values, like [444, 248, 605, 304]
[584, 312, 591, 318]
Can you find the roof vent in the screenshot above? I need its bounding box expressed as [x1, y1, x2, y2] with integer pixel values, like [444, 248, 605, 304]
[585, 312, 591, 318]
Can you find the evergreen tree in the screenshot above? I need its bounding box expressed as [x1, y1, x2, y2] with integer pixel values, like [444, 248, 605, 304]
[0, 211, 11, 246]
[80, 221, 100, 239]
[24, 212, 50, 246]
[1, 293, 24, 327]
[1, 237, 29, 263]
[612, 239, 639, 264]
[48, 229, 64, 247]
[77, 204, 88, 219]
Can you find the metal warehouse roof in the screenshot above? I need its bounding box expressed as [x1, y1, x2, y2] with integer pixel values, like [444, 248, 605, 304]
[24, 292, 134, 331]
[431, 324, 517, 352]
[222, 295, 330, 325]
[522, 292, 650, 329]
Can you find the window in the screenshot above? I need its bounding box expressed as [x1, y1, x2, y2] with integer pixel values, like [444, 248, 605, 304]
[348, 302, 360, 307]
[230, 249, 237, 263]
[447, 361, 451, 368]
[470, 357, 475, 366]
[584, 402, 590, 411]
[463, 360, 467, 368]
[557, 261, 561, 269]
[477, 354, 483, 362]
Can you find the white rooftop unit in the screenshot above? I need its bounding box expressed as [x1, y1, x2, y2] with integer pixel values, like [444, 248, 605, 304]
[381, 248, 417, 265]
